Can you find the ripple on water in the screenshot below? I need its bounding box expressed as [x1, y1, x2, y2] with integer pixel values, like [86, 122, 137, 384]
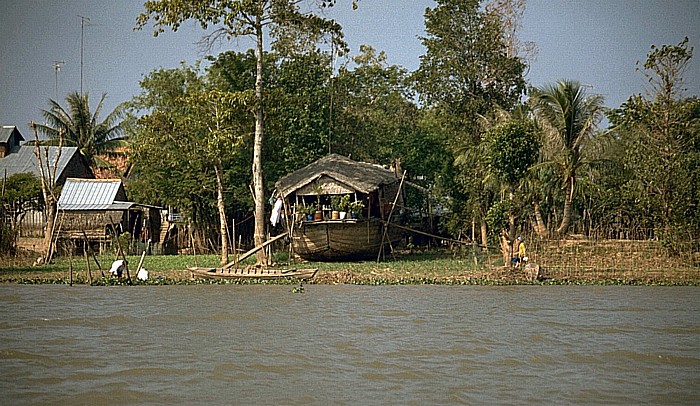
[1, 285, 698, 405]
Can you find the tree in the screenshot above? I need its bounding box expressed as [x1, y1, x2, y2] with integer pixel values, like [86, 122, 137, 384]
[128, 65, 218, 252]
[36, 92, 126, 172]
[414, 0, 526, 128]
[129, 64, 255, 259]
[486, 119, 539, 261]
[0, 173, 43, 254]
[29, 121, 64, 263]
[531, 80, 605, 236]
[266, 50, 333, 176]
[413, 0, 527, 245]
[333, 45, 420, 164]
[607, 38, 700, 248]
[180, 89, 252, 265]
[137, 0, 344, 264]
[0, 173, 43, 232]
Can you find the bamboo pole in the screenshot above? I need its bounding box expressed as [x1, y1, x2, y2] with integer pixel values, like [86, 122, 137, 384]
[68, 241, 73, 286]
[82, 230, 102, 276]
[83, 241, 92, 284]
[110, 218, 131, 283]
[377, 171, 406, 262]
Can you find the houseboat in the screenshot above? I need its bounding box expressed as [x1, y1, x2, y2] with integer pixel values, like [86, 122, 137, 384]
[274, 154, 404, 261]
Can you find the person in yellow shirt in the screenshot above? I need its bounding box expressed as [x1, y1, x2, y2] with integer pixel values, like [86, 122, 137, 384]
[512, 236, 526, 267]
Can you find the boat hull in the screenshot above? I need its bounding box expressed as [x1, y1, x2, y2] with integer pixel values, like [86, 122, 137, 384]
[189, 267, 318, 280]
[292, 218, 402, 261]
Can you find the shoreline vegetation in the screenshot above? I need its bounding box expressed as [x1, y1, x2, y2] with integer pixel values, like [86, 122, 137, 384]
[1, 239, 698, 286]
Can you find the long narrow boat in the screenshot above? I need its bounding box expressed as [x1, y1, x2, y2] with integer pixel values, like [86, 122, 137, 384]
[189, 266, 318, 280]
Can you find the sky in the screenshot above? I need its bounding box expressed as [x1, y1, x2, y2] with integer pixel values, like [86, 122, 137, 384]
[1, 0, 699, 139]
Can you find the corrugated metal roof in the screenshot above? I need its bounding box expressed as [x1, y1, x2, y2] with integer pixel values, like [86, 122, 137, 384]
[0, 145, 80, 179]
[58, 178, 125, 211]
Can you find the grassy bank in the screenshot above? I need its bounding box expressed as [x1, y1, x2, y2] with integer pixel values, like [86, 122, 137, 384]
[1, 247, 698, 286]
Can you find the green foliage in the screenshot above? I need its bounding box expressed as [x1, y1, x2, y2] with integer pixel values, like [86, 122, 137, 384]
[35, 92, 126, 170]
[332, 45, 423, 167]
[330, 194, 351, 212]
[485, 200, 513, 234]
[414, 0, 526, 117]
[486, 119, 540, 185]
[605, 38, 699, 248]
[411, 0, 527, 239]
[265, 51, 333, 177]
[531, 80, 606, 235]
[127, 64, 212, 211]
[1, 173, 43, 227]
[0, 224, 16, 255]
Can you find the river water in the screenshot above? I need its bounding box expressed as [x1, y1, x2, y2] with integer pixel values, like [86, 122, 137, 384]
[1, 285, 698, 405]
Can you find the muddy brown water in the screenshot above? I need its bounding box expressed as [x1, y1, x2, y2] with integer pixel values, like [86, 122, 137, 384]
[1, 285, 699, 404]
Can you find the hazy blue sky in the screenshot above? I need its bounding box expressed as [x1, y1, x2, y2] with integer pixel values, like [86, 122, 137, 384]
[1, 0, 698, 139]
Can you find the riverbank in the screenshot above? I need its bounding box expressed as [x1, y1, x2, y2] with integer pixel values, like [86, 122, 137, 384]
[2, 239, 699, 286]
[1, 254, 698, 286]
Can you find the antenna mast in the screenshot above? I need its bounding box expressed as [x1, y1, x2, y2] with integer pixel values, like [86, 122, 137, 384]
[52, 61, 64, 101]
[78, 15, 90, 96]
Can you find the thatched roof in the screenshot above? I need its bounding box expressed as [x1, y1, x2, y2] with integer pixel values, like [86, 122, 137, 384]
[275, 154, 399, 198]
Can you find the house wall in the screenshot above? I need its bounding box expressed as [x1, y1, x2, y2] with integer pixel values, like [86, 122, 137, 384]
[18, 210, 45, 237]
[57, 210, 125, 240]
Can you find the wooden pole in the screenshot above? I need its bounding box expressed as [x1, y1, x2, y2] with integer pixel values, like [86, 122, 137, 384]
[67, 241, 73, 286]
[82, 230, 102, 276]
[377, 171, 406, 262]
[83, 241, 92, 284]
[110, 218, 131, 283]
[222, 232, 288, 269]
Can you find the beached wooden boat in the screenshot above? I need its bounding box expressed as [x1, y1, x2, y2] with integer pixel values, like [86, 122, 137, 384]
[189, 266, 318, 280]
[275, 154, 405, 262]
[293, 217, 403, 261]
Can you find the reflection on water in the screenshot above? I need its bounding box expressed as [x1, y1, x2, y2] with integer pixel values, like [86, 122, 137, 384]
[1, 285, 699, 404]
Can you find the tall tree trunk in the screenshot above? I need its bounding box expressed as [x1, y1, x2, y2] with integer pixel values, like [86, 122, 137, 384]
[556, 177, 574, 236]
[533, 200, 548, 237]
[499, 232, 511, 266]
[31, 122, 61, 263]
[501, 190, 517, 264]
[43, 198, 57, 262]
[253, 17, 268, 265]
[214, 163, 229, 266]
[480, 217, 488, 252]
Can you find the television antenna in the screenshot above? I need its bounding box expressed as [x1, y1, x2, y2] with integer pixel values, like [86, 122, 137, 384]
[77, 15, 91, 96]
[52, 61, 64, 101]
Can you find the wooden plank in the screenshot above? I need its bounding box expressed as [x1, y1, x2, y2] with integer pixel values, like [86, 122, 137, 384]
[222, 232, 288, 269]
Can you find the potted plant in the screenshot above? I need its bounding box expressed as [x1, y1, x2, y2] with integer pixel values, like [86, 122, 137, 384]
[330, 195, 351, 220]
[298, 205, 315, 221]
[339, 195, 351, 219]
[348, 200, 365, 219]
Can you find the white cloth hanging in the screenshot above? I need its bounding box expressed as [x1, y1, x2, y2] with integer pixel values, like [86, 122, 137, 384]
[270, 198, 283, 226]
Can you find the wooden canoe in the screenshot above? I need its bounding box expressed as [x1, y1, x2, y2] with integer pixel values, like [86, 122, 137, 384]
[189, 266, 318, 280]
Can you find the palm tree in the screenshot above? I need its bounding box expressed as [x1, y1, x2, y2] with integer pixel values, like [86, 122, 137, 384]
[531, 80, 605, 236]
[37, 92, 126, 171]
